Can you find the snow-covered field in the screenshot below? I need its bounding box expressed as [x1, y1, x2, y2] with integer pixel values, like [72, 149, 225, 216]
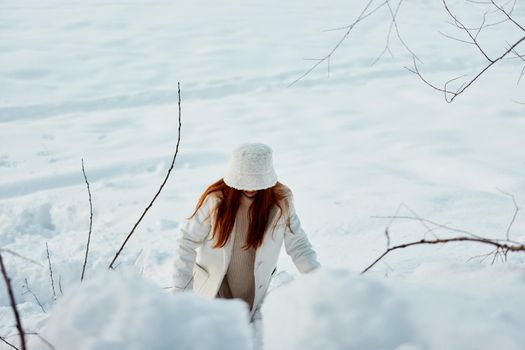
[1, 0, 525, 349]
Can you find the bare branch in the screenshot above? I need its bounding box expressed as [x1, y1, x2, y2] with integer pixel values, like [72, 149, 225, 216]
[507, 44, 525, 85]
[132, 248, 144, 266]
[0, 248, 44, 268]
[0, 252, 26, 350]
[496, 188, 520, 241]
[371, 0, 422, 66]
[438, 30, 476, 45]
[81, 158, 93, 282]
[45, 242, 56, 301]
[14, 331, 56, 350]
[109, 82, 183, 269]
[365, 191, 524, 274]
[371, 214, 521, 243]
[408, 26, 525, 102]
[293, 0, 524, 99]
[442, 0, 493, 62]
[405, 57, 468, 102]
[489, 0, 525, 32]
[518, 64, 525, 85]
[289, 0, 391, 86]
[474, 11, 488, 40]
[0, 335, 19, 350]
[379, 263, 392, 278]
[21, 278, 46, 313]
[387, 0, 421, 62]
[372, 0, 401, 66]
[379, 202, 441, 241]
[404, 57, 454, 96]
[460, 0, 517, 31]
[361, 236, 525, 274]
[58, 275, 64, 296]
[466, 247, 499, 263]
[411, 0, 525, 101]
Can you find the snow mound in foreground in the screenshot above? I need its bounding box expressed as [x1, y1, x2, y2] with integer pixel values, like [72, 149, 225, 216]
[31, 268, 253, 350]
[263, 266, 525, 350]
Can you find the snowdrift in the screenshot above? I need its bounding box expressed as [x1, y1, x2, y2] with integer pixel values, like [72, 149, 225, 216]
[263, 266, 525, 350]
[29, 268, 253, 350]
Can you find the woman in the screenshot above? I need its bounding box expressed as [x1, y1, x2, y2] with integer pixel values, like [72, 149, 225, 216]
[171, 143, 321, 346]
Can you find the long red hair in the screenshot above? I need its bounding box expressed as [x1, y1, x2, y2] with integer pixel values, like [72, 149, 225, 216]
[189, 178, 292, 249]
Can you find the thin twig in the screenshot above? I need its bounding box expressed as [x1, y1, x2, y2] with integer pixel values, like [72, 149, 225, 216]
[45, 242, 57, 301]
[109, 82, 183, 269]
[382, 260, 394, 275]
[361, 236, 525, 273]
[14, 331, 56, 350]
[81, 158, 93, 282]
[496, 188, 520, 241]
[408, 30, 525, 102]
[0, 335, 19, 350]
[508, 44, 525, 85]
[0, 252, 26, 350]
[58, 275, 63, 296]
[442, 0, 493, 62]
[466, 247, 498, 263]
[387, 0, 421, 62]
[0, 248, 44, 268]
[289, 0, 391, 86]
[366, 190, 524, 273]
[409, 0, 525, 102]
[438, 30, 476, 45]
[461, 0, 517, 31]
[372, 0, 401, 66]
[474, 11, 488, 40]
[489, 0, 525, 32]
[373, 212, 477, 239]
[22, 278, 46, 313]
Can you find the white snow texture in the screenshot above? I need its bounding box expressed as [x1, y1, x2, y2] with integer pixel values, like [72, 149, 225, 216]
[1, 0, 525, 349]
[31, 268, 253, 350]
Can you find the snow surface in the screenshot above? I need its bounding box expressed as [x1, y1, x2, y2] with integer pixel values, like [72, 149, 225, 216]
[31, 267, 253, 350]
[263, 266, 525, 350]
[1, 0, 525, 349]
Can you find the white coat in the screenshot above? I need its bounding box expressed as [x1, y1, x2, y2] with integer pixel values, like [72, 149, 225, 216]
[171, 189, 321, 320]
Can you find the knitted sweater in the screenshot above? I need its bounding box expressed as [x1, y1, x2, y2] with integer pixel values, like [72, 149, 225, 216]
[217, 193, 256, 310]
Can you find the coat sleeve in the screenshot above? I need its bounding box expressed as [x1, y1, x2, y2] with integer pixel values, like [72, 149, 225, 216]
[172, 194, 216, 293]
[283, 191, 321, 273]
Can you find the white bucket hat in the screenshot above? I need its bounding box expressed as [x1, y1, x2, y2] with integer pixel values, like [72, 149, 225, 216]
[223, 143, 278, 191]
